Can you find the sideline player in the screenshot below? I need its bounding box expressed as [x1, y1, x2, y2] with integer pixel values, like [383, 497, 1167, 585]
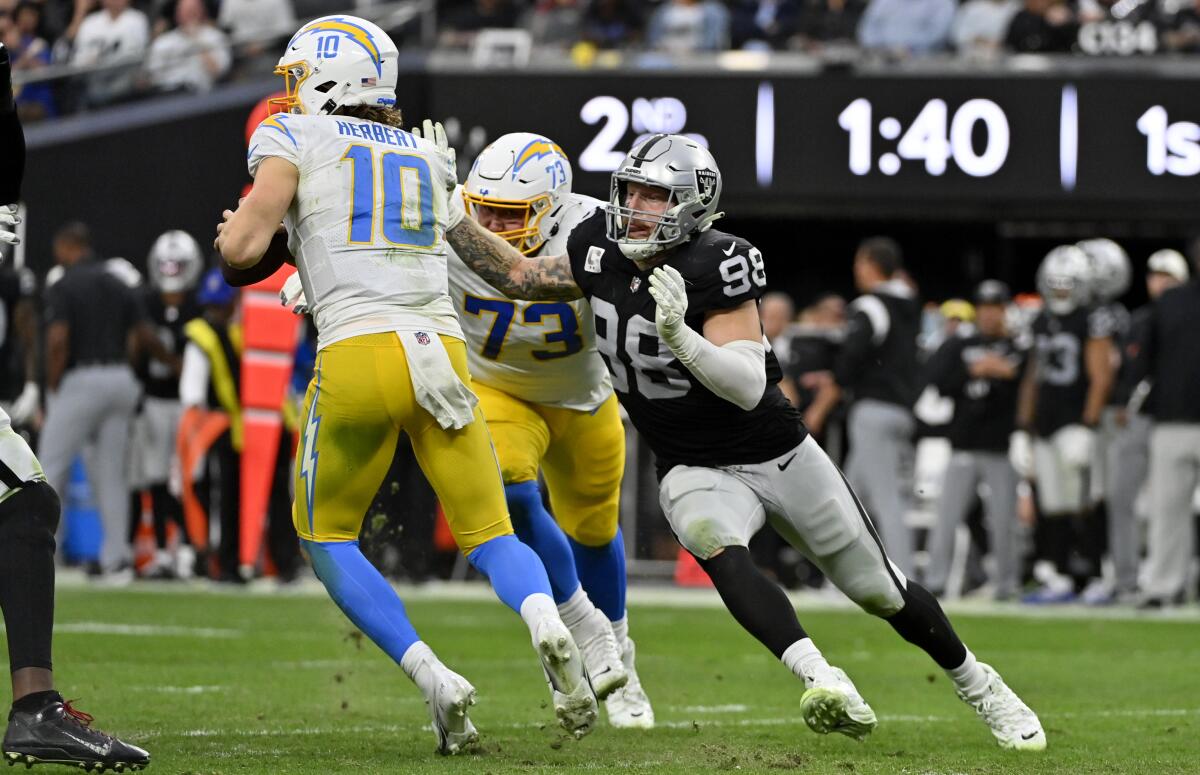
[445, 131, 1046, 750]
[0, 41, 150, 772]
[214, 17, 595, 752]
[1013, 246, 1115, 602]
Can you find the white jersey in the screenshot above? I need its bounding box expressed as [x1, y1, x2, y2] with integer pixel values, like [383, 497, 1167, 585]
[447, 191, 612, 411]
[0, 407, 44, 505]
[248, 113, 464, 351]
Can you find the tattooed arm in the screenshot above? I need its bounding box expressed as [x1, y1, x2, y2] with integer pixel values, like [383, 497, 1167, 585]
[446, 217, 582, 301]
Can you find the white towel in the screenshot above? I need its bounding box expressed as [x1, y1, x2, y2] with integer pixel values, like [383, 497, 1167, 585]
[399, 330, 478, 430]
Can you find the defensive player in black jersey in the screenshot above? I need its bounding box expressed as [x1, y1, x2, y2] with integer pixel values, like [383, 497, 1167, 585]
[447, 131, 1045, 750]
[130, 231, 202, 578]
[1013, 246, 1116, 603]
[0, 43, 150, 771]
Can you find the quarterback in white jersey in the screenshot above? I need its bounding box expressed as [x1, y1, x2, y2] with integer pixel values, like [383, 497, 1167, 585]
[446, 133, 654, 727]
[216, 15, 598, 753]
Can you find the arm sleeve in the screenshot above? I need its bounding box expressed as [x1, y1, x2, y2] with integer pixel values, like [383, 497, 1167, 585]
[248, 114, 304, 178]
[668, 331, 767, 411]
[0, 52, 24, 202]
[178, 342, 210, 408]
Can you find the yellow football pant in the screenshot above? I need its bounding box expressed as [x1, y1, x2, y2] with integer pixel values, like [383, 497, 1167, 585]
[473, 382, 625, 547]
[293, 332, 511, 554]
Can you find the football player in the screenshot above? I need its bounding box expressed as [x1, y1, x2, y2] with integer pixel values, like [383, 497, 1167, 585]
[1013, 246, 1116, 604]
[445, 131, 1046, 750]
[451, 134, 651, 725]
[130, 230, 202, 579]
[214, 16, 596, 752]
[0, 41, 150, 772]
[1074, 238, 1131, 604]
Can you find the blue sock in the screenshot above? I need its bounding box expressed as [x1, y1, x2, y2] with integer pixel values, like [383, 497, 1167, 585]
[569, 528, 627, 621]
[301, 539, 420, 665]
[505, 481, 580, 604]
[468, 534, 553, 614]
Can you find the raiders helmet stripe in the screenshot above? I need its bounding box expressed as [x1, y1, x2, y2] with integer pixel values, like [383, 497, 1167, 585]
[630, 134, 668, 169]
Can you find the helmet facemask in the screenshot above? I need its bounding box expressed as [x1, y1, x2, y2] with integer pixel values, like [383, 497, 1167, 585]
[462, 191, 554, 255]
[606, 177, 694, 263]
[1043, 274, 1082, 315]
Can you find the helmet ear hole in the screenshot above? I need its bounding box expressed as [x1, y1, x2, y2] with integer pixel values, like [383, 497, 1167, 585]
[314, 81, 337, 93]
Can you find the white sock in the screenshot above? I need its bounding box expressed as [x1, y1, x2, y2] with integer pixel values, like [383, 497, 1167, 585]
[611, 615, 629, 645]
[556, 586, 596, 629]
[945, 649, 989, 699]
[400, 641, 437, 695]
[519, 592, 560, 644]
[780, 638, 828, 686]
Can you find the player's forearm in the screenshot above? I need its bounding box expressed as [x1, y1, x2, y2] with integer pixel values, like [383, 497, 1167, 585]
[1082, 339, 1114, 426]
[44, 324, 68, 392]
[447, 218, 581, 301]
[1016, 362, 1037, 431]
[665, 326, 766, 411]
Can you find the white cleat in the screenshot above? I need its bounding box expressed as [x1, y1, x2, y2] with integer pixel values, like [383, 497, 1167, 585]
[423, 663, 479, 755]
[536, 618, 598, 739]
[568, 609, 628, 701]
[605, 636, 654, 729]
[799, 664, 877, 741]
[958, 663, 1046, 751]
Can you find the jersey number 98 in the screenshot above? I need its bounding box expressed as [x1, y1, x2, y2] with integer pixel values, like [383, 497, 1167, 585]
[343, 145, 438, 249]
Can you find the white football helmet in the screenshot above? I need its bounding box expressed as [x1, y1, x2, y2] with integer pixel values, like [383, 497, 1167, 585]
[271, 16, 399, 116]
[148, 230, 203, 294]
[463, 133, 572, 255]
[1076, 238, 1130, 303]
[1037, 245, 1092, 316]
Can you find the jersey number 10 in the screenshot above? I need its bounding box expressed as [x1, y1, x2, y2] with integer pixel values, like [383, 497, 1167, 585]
[342, 144, 438, 248]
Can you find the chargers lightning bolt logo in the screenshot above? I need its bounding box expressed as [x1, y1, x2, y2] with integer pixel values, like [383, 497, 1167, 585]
[512, 138, 566, 178]
[299, 360, 323, 534]
[289, 17, 383, 75]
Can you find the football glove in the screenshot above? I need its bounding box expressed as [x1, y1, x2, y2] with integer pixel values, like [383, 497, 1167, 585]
[1008, 430, 1033, 479]
[279, 272, 308, 315]
[0, 204, 19, 246]
[1055, 424, 1094, 470]
[410, 119, 457, 193]
[648, 265, 687, 345]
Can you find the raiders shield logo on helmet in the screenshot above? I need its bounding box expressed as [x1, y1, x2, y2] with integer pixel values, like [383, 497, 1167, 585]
[695, 169, 718, 206]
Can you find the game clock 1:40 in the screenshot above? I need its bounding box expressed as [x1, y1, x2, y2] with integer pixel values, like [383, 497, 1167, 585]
[837, 97, 1011, 178]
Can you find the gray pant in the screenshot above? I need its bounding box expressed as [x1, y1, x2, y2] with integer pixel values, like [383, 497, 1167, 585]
[39, 365, 142, 570]
[1144, 423, 1200, 598]
[845, 399, 915, 576]
[925, 450, 1019, 599]
[1105, 411, 1151, 595]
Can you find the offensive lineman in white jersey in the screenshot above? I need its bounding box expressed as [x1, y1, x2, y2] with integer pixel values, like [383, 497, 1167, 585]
[449, 134, 654, 726]
[215, 16, 598, 753]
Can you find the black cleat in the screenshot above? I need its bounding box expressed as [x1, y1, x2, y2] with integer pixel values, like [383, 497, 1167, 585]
[3, 694, 149, 772]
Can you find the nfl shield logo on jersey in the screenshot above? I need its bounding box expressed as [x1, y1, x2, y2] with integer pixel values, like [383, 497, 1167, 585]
[630, 277, 642, 292]
[415, 331, 431, 346]
[695, 169, 718, 205]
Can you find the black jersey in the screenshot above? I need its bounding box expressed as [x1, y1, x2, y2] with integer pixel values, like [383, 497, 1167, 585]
[1031, 305, 1116, 437]
[565, 211, 805, 478]
[927, 333, 1027, 453]
[135, 288, 200, 400]
[0, 265, 33, 400]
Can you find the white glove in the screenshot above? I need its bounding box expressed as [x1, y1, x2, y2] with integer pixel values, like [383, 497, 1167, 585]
[1055, 424, 1095, 470]
[1008, 430, 1033, 479]
[410, 119, 457, 193]
[5, 381, 39, 426]
[0, 205, 19, 246]
[648, 265, 688, 346]
[279, 273, 308, 315]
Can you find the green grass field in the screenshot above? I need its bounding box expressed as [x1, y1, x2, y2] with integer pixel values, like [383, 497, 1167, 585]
[31, 584, 1200, 774]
